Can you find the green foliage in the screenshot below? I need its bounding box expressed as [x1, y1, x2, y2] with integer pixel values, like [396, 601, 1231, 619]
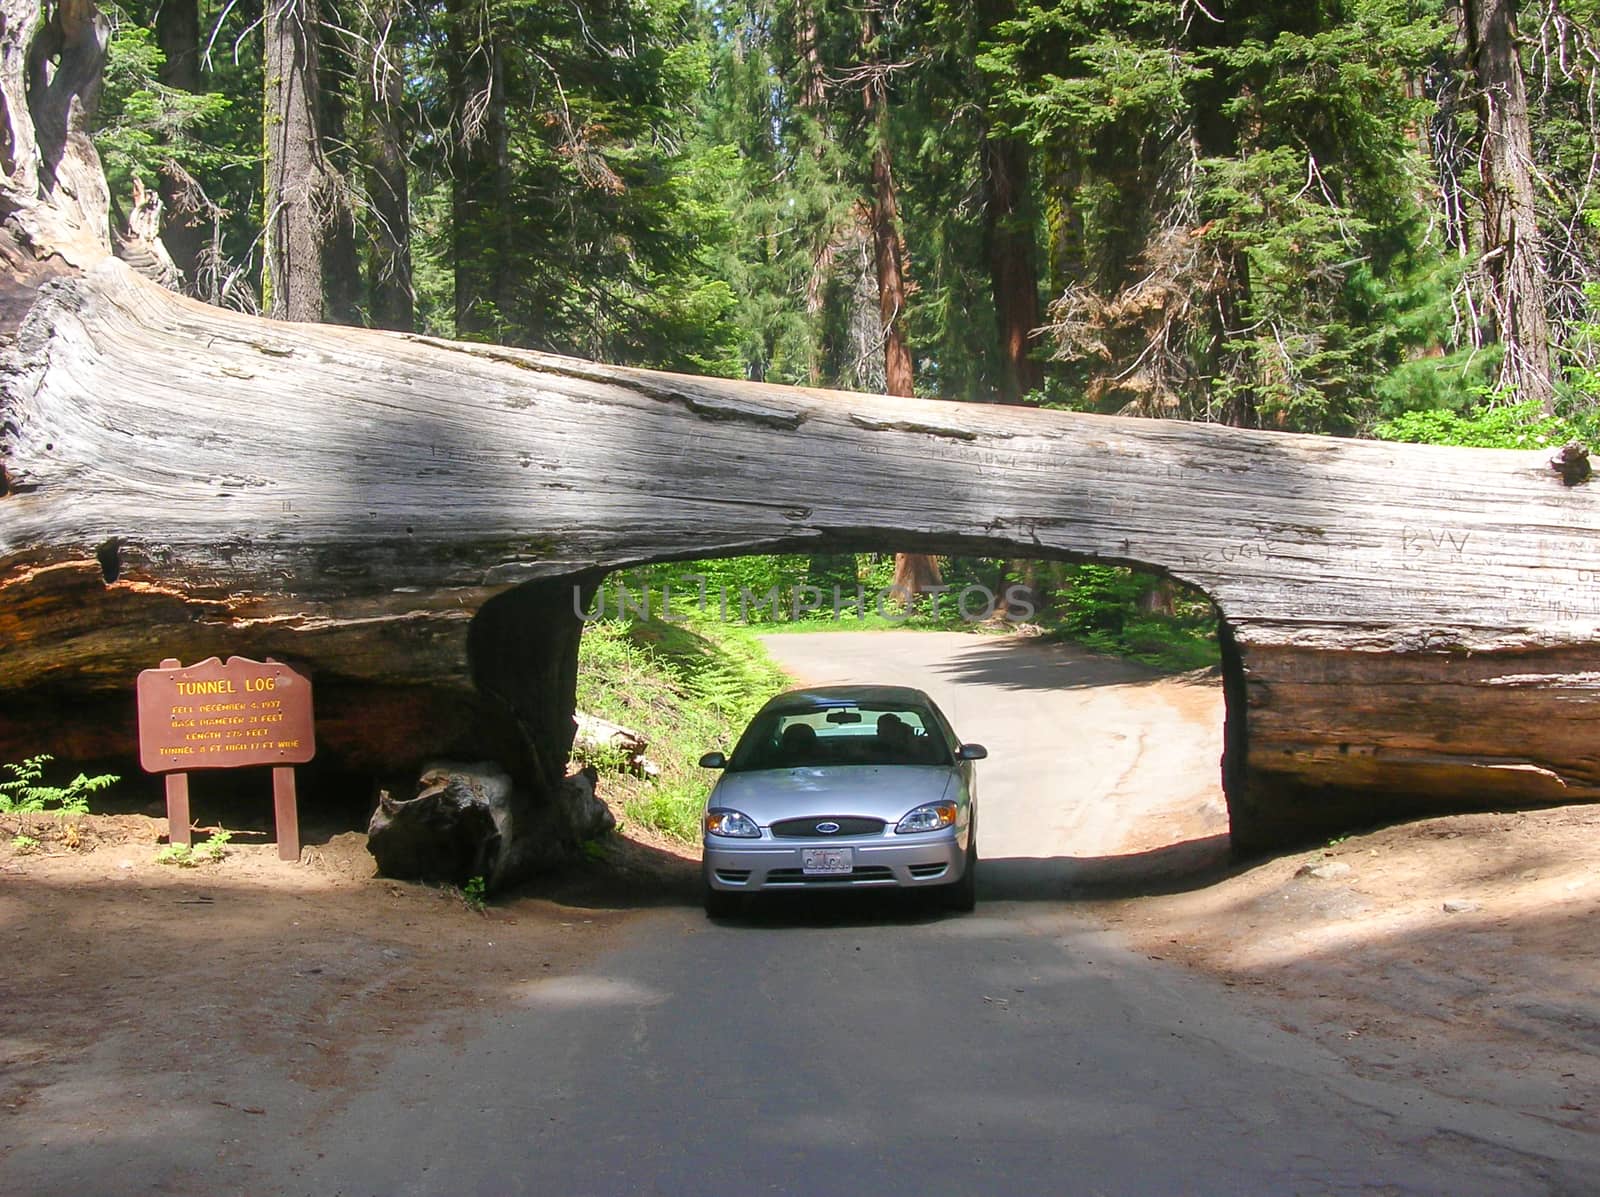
[10, 834, 41, 855]
[462, 875, 488, 911]
[0, 756, 119, 816]
[1374, 400, 1591, 450]
[1042, 565, 1219, 671]
[419, 0, 743, 368]
[85, 0, 1600, 444]
[576, 609, 788, 841]
[1567, 277, 1600, 413]
[156, 842, 195, 866]
[156, 829, 231, 867]
[97, 7, 237, 201]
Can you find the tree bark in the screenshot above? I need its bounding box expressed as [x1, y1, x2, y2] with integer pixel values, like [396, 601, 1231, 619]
[859, 2, 936, 596]
[362, 0, 414, 332]
[154, 0, 203, 285]
[794, 0, 829, 113]
[1463, 0, 1556, 412]
[865, 130, 914, 397]
[263, 0, 331, 322]
[981, 129, 1044, 404]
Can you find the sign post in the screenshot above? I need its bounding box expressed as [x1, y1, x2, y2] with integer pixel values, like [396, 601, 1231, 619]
[136, 656, 316, 861]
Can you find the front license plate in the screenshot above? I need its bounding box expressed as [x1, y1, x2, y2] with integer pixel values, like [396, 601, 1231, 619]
[802, 847, 853, 875]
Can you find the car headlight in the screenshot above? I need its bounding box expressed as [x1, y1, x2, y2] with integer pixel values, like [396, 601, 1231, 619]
[895, 802, 958, 834]
[705, 809, 760, 839]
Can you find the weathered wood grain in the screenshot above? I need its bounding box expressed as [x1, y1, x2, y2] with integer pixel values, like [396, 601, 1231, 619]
[0, 0, 1596, 851]
[2, 259, 1598, 849]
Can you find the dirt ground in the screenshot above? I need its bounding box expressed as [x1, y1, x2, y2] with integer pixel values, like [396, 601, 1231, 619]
[0, 798, 678, 1176]
[1089, 802, 1600, 1137]
[4, 677, 1600, 1163]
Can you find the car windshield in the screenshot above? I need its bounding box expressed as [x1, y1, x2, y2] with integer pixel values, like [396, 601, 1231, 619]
[727, 702, 953, 771]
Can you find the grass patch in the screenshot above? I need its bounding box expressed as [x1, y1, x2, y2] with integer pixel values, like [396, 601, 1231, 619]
[576, 612, 790, 842]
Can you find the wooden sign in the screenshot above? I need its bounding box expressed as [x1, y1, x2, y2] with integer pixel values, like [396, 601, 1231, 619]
[136, 656, 315, 861]
[136, 656, 315, 772]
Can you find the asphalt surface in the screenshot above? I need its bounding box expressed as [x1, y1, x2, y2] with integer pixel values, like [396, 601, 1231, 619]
[265, 633, 1591, 1196]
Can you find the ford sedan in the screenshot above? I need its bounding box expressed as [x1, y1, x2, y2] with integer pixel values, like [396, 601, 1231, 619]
[699, 684, 984, 916]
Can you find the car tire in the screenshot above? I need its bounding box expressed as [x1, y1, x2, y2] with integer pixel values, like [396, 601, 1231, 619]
[942, 820, 978, 913]
[704, 883, 742, 919]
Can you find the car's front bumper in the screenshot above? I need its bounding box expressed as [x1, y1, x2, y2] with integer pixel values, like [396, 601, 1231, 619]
[703, 826, 967, 892]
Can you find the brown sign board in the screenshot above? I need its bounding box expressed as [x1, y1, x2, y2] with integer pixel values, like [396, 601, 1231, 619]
[136, 656, 315, 774]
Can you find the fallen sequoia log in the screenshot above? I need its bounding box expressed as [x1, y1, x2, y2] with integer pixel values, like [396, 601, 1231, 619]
[2, 1, 1599, 864]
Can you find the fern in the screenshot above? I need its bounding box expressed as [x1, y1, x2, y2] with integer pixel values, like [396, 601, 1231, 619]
[0, 755, 119, 815]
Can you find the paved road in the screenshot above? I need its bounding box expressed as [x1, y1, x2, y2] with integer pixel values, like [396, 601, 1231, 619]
[755, 630, 1228, 862]
[267, 633, 1591, 1196]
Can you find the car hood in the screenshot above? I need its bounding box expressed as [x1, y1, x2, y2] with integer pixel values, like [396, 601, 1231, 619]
[708, 765, 957, 825]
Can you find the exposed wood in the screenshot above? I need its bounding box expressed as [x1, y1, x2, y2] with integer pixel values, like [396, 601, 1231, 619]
[0, 1, 1598, 855]
[113, 177, 181, 289]
[3, 257, 1599, 850]
[575, 711, 655, 776]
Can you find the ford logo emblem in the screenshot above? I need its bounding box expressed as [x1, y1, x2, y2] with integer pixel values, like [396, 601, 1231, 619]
[815, 821, 841, 835]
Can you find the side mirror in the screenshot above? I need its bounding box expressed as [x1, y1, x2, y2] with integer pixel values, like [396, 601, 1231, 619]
[956, 743, 987, 761]
[698, 751, 727, 769]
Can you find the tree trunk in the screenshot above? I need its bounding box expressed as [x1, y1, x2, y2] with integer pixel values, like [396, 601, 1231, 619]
[366, 761, 613, 890]
[860, 5, 914, 398]
[974, 0, 1043, 404]
[981, 129, 1044, 404]
[3, 0, 1600, 862]
[859, 2, 935, 596]
[794, 0, 829, 113]
[1463, 0, 1555, 413]
[362, 0, 414, 332]
[866, 139, 914, 397]
[2, 256, 1599, 853]
[447, 0, 510, 340]
[154, 0, 203, 285]
[263, 0, 330, 322]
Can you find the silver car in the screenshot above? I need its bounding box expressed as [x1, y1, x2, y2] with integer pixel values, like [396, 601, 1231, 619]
[699, 685, 985, 916]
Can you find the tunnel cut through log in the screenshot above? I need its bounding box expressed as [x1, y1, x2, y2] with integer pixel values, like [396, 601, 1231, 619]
[1, 0, 1599, 859]
[4, 259, 1599, 854]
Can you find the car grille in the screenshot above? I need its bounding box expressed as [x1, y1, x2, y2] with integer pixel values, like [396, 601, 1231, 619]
[765, 865, 896, 886]
[907, 863, 949, 879]
[770, 816, 886, 838]
[714, 869, 752, 885]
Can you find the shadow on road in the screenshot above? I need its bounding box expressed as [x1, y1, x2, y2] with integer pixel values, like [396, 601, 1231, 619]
[522, 832, 1239, 917]
[982, 834, 1236, 900]
[933, 637, 1217, 693]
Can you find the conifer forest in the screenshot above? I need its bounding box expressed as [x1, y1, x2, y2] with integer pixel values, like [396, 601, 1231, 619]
[99, 0, 1599, 442]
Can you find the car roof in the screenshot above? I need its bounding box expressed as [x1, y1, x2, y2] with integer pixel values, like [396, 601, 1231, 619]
[757, 684, 937, 713]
